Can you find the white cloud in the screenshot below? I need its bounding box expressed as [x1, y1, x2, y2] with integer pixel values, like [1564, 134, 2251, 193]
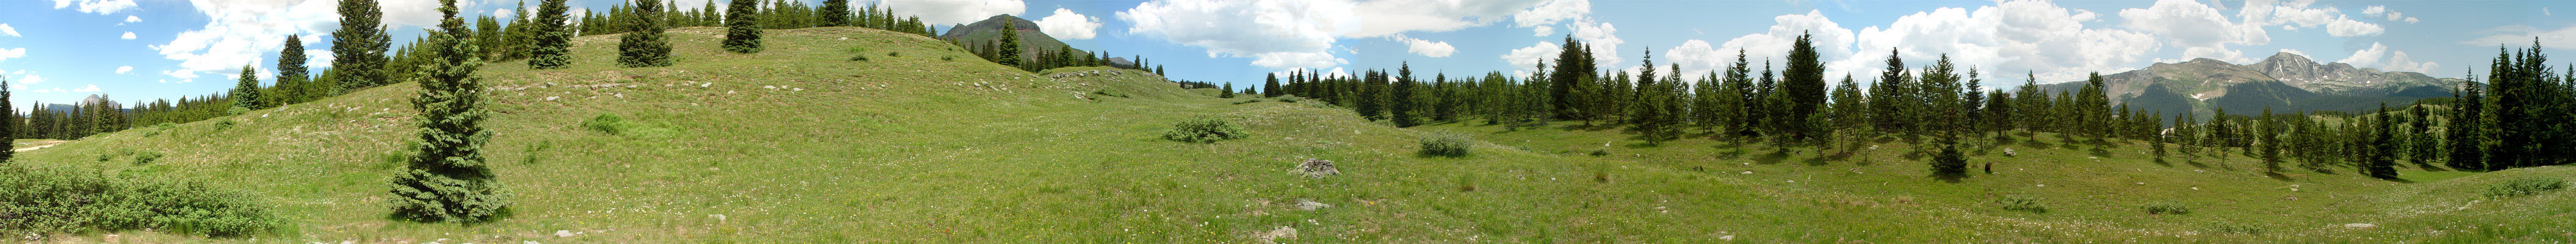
[1118, 0, 1357, 70]
[1513, 0, 1589, 37]
[72, 84, 99, 92]
[306, 49, 334, 68]
[1569, 20, 1624, 69]
[2237, 0, 2379, 37]
[152, 0, 338, 81]
[1502, 41, 1559, 77]
[2120, 0, 2266, 63]
[19, 74, 43, 84]
[125, 15, 140, 23]
[2361, 5, 2385, 16]
[121, 32, 135, 40]
[1390, 34, 1455, 57]
[0, 48, 23, 63]
[886, 0, 1027, 26]
[54, 0, 137, 15]
[2322, 18, 2382, 37]
[115, 66, 132, 74]
[1349, 0, 1546, 38]
[1034, 8, 1100, 40]
[2276, 48, 2306, 58]
[2335, 42, 2437, 73]
[1845, 1, 2157, 83]
[2466, 25, 2576, 51]
[0, 24, 19, 37]
[1673, 10, 1858, 81]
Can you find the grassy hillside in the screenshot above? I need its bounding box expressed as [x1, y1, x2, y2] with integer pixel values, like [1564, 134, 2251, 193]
[13, 26, 2571, 243]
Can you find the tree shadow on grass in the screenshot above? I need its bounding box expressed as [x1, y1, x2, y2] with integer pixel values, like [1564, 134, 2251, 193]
[2152, 157, 2173, 167]
[2184, 158, 2212, 169]
[2263, 171, 2296, 182]
[1753, 149, 1791, 165]
[2088, 147, 2113, 158]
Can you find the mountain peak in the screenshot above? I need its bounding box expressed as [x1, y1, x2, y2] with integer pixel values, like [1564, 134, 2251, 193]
[2259, 52, 2316, 66]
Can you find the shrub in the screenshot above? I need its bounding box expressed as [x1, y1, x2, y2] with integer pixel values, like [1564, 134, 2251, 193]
[581, 113, 676, 138]
[1274, 97, 1300, 102]
[582, 113, 628, 134]
[2201, 222, 2264, 235]
[886, 51, 900, 57]
[848, 55, 869, 62]
[942, 56, 954, 62]
[1232, 99, 1262, 105]
[1996, 195, 2046, 213]
[2484, 177, 2567, 198]
[1161, 116, 1246, 143]
[131, 151, 165, 165]
[2144, 202, 2191, 215]
[1419, 132, 1473, 157]
[0, 165, 282, 237]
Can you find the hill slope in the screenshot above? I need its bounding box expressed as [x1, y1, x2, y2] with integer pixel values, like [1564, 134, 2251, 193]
[14, 27, 2572, 243]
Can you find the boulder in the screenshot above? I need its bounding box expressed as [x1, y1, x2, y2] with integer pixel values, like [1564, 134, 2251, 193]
[2343, 223, 2378, 229]
[1298, 159, 1340, 178]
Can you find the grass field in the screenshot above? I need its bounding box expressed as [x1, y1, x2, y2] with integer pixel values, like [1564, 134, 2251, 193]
[9, 26, 2571, 243]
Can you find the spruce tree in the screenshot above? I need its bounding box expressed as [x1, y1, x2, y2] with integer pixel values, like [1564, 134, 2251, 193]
[0, 78, 12, 163]
[998, 21, 1025, 68]
[2261, 107, 2281, 173]
[1264, 73, 1282, 98]
[1220, 83, 1236, 98]
[279, 35, 311, 104]
[333, 0, 390, 92]
[820, 0, 851, 27]
[1357, 70, 1388, 121]
[2365, 104, 2400, 179]
[1392, 63, 1420, 127]
[618, 0, 673, 68]
[2448, 73, 2488, 171]
[1782, 32, 1825, 142]
[723, 0, 763, 53]
[389, 0, 508, 223]
[529, 0, 574, 68]
[232, 65, 264, 111]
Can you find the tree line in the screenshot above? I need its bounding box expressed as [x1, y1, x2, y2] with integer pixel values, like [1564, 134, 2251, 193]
[1269, 33, 2573, 180]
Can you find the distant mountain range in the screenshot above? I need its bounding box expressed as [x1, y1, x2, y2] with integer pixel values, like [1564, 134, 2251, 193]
[2039, 52, 2458, 121]
[939, 15, 1109, 67]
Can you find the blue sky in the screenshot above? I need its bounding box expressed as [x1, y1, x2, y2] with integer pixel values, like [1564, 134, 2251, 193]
[2, 0, 2572, 108]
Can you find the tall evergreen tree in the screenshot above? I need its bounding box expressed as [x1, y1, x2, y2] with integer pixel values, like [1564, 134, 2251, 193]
[1392, 63, 1420, 127]
[2448, 71, 2488, 171]
[0, 78, 11, 163]
[529, 0, 574, 68]
[389, 0, 508, 223]
[1548, 36, 1594, 120]
[278, 35, 311, 104]
[1782, 32, 1826, 142]
[997, 21, 1023, 68]
[2260, 107, 2282, 173]
[618, 0, 673, 67]
[1357, 70, 1388, 121]
[1264, 73, 1282, 98]
[722, 0, 763, 53]
[820, 0, 851, 27]
[2364, 104, 2400, 179]
[232, 65, 263, 111]
[333, 0, 391, 92]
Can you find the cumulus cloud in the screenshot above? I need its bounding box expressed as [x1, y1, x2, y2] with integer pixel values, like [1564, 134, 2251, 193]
[2120, 0, 2266, 63]
[18, 74, 43, 84]
[2466, 25, 2576, 51]
[306, 49, 334, 68]
[54, 0, 137, 15]
[126, 15, 140, 23]
[1118, 0, 1357, 70]
[0, 24, 18, 37]
[1034, 8, 1100, 40]
[1841, 1, 2162, 82]
[0, 48, 23, 63]
[2335, 42, 2437, 73]
[1502, 41, 1560, 77]
[1670, 10, 1858, 82]
[1513, 0, 1589, 37]
[886, 0, 1027, 26]
[1389, 34, 1455, 57]
[115, 66, 132, 74]
[1348, 0, 1547, 37]
[121, 32, 136, 40]
[152, 0, 338, 80]
[1568, 20, 1625, 69]
[73, 84, 100, 92]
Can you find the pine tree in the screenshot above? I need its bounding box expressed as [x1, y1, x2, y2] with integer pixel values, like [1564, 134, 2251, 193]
[2260, 107, 2282, 173]
[0, 78, 12, 163]
[722, 0, 763, 53]
[618, 0, 674, 68]
[2448, 72, 2488, 171]
[1357, 70, 1388, 121]
[1264, 73, 1282, 98]
[820, 0, 851, 27]
[2365, 104, 2400, 179]
[278, 35, 311, 104]
[1549, 36, 1595, 120]
[1782, 32, 1826, 142]
[389, 0, 508, 223]
[529, 0, 574, 68]
[1220, 83, 1236, 98]
[1392, 63, 1420, 127]
[1871, 48, 1910, 134]
[333, 0, 391, 92]
[998, 21, 1023, 68]
[1932, 140, 1967, 180]
[232, 65, 264, 111]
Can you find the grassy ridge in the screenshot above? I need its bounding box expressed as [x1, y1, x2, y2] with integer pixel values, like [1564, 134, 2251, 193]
[9, 26, 2569, 243]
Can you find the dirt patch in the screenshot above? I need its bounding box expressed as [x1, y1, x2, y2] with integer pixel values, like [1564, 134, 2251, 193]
[13, 140, 68, 152]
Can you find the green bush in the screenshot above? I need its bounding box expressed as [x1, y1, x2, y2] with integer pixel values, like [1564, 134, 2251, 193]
[1161, 116, 1245, 143]
[1996, 195, 2046, 213]
[0, 165, 281, 237]
[2144, 202, 2191, 215]
[1419, 132, 1474, 157]
[582, 113, 677, 138]
[583, 113, 628, 134]
[1232, 99, 1262, 105]
[132, 151, 165, 165]
[2484, 177, 2567, 198]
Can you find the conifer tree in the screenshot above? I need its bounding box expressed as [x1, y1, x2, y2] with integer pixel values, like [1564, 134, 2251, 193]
[389, 0, 508, 223]
[232, 65, 263, 111]
[2365, 104, 2399, 179]
[1782, 32, 1825, 142]
[334, 0, 391, 92]
[618, 0, 674, 68]
[1392, 63, 1421, 127]
[2448, 73, 2488, 171]
[1220, 83, 1236, 98]
[820, 0, 851, 27]
[723, 0, 763, 53]
[2261, 107, 2282, 173]
[1264, 73, 1282, 98]
[278, 35, 311, 104]
[998, 21, 1023, 68]
[1357, 70, 1388, 121]
[529, 0, 574, 68]
[0, 78, 12, 163]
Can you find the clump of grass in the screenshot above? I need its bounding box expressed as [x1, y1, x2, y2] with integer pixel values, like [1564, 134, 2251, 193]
[2144, 202, 2191, 215]
[848, 55, 870, 62]
[1161, 116, 1245, 143]
[1232, 99, 1262, 105]
[145, 123, 179, 137]
[1996, 195, 2047, 213]
[583, 113, 629, 134]
[886, 51, 901, 57]
[2484, 177, 2567, 199]
[582, 113, 678, 138]
[1418, 132, 1473, 157]
[0, 165, 283, 237]
[2201, 222, 2264, 235]
[212, 120, 236, 131]
[131, 151, 166, 165]
[941, 56, 954, 62]
[1091, 90, 1129, 98]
